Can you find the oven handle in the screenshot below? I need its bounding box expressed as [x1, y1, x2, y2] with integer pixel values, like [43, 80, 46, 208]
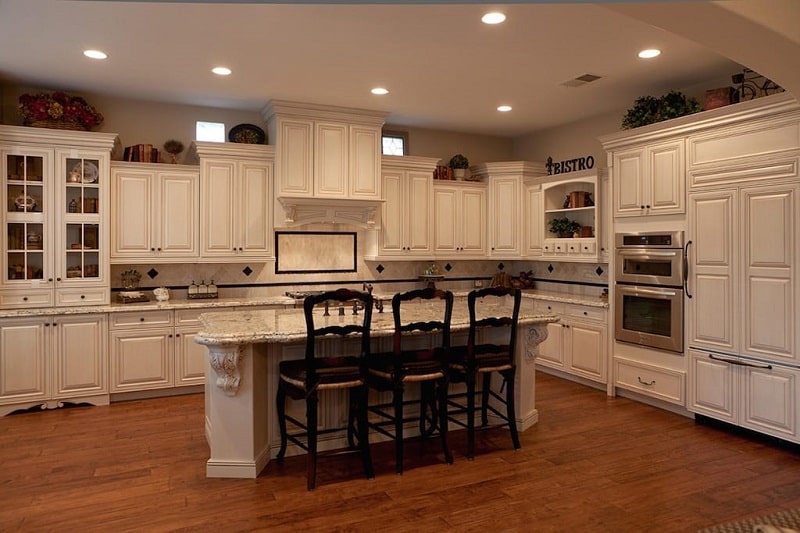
[683, 240, 693, 299]
[618, 286, 678, 298]
[617, 250, 680, 259]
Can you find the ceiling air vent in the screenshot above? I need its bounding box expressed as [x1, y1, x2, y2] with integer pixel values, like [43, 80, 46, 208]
[561, 73, 602, 88]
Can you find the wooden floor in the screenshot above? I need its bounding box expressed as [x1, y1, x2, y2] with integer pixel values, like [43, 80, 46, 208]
[3, 373, 800, 532]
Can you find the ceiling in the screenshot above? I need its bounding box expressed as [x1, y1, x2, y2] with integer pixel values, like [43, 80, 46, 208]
[0, 1, 797, 137]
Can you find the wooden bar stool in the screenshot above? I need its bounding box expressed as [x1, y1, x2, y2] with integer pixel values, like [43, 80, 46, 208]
[366, 287, 454, 474]
[275, 288, 374, 490]
[447, 286, 522, 459]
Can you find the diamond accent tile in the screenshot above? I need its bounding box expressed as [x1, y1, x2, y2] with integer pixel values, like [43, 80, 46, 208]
[242, 266, 253, 276]
[547, 264, 554, 273]
[497, 263, 505, 271]
[596, 266, 604, 276]
[147, 268, 158, 279]
[376, 264, 385, 274]
[444, 263, 452, 272]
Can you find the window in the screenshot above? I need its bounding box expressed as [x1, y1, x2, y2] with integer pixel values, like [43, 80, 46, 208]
[382, 130, 408, 156]
[196, 121, 225, 142]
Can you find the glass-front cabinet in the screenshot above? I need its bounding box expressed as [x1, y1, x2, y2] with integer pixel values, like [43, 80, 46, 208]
[0, 126, 116, 308]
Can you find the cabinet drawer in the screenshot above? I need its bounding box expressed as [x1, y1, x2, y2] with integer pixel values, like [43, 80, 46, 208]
[111, 310, 173, 329]
[565, 304, 606, 322]
[614, 357, 685, 406]
[0, 290, 53, 308]
[533, 300, 565, 316]
[175, 308, 205, 326]
[56, 288, 109, 307]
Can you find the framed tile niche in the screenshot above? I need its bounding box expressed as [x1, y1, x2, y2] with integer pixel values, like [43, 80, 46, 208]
[275, 231, 357, 274]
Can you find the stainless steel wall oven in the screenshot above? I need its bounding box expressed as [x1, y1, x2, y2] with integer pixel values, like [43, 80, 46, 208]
[614, 231, 687, 353]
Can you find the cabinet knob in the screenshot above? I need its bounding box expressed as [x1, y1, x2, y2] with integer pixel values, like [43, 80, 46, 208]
[176, 333, 181, 337]
[47, 278, 53, 282]
[43, 321, 48, 326]
[140, 317, 145, 322]
[80, 295, 85, 299]
[646, 205, 651, 209]
[157, 247, 162, 251]
[56, 277, 61, 282]
[583, 311, 588, 315]
[169, 334, 173, 338]
[151, 248, 156, 251]
[239, 247, 243, 251]
[23, 296, 28, 301]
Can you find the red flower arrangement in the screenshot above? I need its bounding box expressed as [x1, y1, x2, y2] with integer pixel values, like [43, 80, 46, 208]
[18, 91, 104, 130]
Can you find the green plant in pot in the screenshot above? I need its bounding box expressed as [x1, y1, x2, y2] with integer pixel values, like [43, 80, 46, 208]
[449, 153, 469, 179]
[548, 217, 581, 238]
[621, 90, 702, 129]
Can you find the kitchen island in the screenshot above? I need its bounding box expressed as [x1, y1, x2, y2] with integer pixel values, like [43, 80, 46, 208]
[195, 301, 558, 478]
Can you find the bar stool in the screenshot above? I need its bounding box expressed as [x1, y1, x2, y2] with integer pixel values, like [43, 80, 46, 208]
[447, 286, 522, 459]
[366, 287, 454, 474]
[275, 288, 374, 490]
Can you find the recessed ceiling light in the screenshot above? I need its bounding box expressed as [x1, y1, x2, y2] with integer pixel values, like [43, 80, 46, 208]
[497, 105, 512, 112]
[83, 49, 107, 60]
[212, 66, 232, 76]
[638, 49, 661, 59]
[371, 87, 389, 95]
[482, 12, 506, 25]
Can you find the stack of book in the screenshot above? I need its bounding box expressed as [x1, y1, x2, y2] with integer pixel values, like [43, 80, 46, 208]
[123, 144, 161, 163]
[433, 165, 453, 180]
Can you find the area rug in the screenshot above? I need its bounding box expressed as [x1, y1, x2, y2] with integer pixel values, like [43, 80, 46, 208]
[699, 508, 800, 532]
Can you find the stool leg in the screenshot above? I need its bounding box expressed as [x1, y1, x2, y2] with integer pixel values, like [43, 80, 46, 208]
[503, 369, 521, 450]
[347, 388, 358, 448]
[357, 384, 374, 480]
[480, 372, 492, 427]
[466, 371, 476, 460]
[306, 392, 319, 491]
[437, 377, 453, 465]
[276, 379, 288, 461]
[394, 383, 404, 475]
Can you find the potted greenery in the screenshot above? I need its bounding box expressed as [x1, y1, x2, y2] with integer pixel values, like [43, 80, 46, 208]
[449, 153, 469, 179]
[621, 90, 702, 130]
[548, 217, 581, 238]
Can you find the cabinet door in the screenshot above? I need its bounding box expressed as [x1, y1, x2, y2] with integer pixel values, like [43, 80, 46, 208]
[740, 363, 798, 440]
[647, 140, 685, 215]
[524, 187, 543, 257]
[488, 176, 520, 256]
[688, 349, 736, 423]
[349, 124, 381, 199]
[277, 118, 313, 196]
[110, 328, 173, 392]
[175, 326, 206, 386]
[613, 148, 645, 217]
[688, 190, 737, 353]
[433, 186, 458, 254]
[536, 322, 565, 368]
[0, 317, 48, 406]
[238, 160, 273, 258]
[53, 314, 107, 398]
[157, 170, 198, 258]
[200, 159, 237, 258]
[460, 188, 486, 255]
[406, 171, 433, 254]
[567, 321, 606, 383]
[314, 121, 348, 197]
[741, 183, 798, 363]
[111, 168, 153, 258]
[380, 170, 405, 255]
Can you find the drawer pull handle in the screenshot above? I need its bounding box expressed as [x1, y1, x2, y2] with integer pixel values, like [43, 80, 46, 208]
[637, 376, 655, 386]
[708, 353, 773, 370]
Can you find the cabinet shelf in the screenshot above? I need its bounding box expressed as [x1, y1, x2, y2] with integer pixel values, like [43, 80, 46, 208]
[544, 206, 595, 215]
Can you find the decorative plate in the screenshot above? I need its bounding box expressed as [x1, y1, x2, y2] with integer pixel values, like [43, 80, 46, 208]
[229, 123, 266, 144]
[72, 161, 99, 183]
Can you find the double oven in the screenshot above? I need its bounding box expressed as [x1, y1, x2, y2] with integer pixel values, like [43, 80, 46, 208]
[614, 231, 688, 353]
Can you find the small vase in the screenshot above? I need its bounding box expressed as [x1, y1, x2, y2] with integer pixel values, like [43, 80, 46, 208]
[453, 168, 466, 180]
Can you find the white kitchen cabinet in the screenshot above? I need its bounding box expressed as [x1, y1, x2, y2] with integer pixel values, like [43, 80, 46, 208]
[195, 142, 274, 262]
[540, 172, 600, 262]
[109, 308, 205, 393]
[689, 181, 799, 364]
[110, 162, 199, 263]
[523, 184, 543, 257]
[367, 155, 437, 259]
[532, 300, 607, 384]
[263, 100, 386, 200]
[0, 313, 108, 416]
[0, 126, 116, 309]
[487, 175, 522, 257]
[689, 349, 800, 443]
[610, 139, 685, 218]
[433, 181, 486, 258]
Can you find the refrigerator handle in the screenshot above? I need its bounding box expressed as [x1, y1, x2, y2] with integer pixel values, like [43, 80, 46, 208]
[683, 240, 693, 299]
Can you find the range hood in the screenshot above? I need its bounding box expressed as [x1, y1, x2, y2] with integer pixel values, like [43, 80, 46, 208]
[277, 196, 384, 228]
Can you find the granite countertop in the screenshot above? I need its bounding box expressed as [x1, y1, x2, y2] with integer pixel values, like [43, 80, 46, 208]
[0, 288, 606, 319]
[195, 302, 560, 346]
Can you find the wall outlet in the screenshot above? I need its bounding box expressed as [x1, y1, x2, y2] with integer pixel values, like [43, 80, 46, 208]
[474, 280, 483, 288]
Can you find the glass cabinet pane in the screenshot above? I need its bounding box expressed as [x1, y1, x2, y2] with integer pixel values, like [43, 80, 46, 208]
[6, 222, 45, 281]
[65, 223, 100, 279]
[6, 154, 44, 214]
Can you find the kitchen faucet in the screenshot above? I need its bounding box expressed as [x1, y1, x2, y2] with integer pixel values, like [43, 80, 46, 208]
[362, 282, 383, 313]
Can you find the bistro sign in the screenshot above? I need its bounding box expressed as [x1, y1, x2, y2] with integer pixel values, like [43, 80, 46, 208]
[546, 155, 595, 175]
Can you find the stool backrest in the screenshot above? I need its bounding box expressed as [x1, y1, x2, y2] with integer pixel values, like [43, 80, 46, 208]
[466, 286, 521, 363]
[391, 287, 454, 355]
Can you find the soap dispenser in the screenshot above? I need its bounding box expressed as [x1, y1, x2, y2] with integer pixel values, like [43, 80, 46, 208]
[208, 279, 218, 298]
[188, 280, 198, 298]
